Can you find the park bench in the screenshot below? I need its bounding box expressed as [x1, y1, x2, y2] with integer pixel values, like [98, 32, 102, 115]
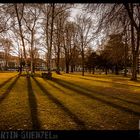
[42, 72, 52, 79]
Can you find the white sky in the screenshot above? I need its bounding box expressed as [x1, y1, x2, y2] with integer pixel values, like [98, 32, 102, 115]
[68, 4, 83, 21]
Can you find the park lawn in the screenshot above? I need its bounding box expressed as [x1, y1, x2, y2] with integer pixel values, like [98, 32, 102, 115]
[0, 72, 17, 85]
[0, 72, 140, 130]
[0, 74, 32, 130]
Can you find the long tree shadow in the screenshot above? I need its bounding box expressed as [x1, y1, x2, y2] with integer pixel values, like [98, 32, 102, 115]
[0, 75, 20, 103]
[52, 77, 140, 106]
[68, 75, 140, 89]
[27, 77, 41, 130]
[51, 77, 140, 117]
[65, 73, 140, 86]
[32, 77, 86, 130]
[45, 81, 70, 95]
[45, 79, 140, 107]
[0, 75, 17, 89]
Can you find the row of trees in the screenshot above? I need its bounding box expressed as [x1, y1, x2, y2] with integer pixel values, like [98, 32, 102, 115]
[85, 3, 140, 80]
[0, 4, 94, 76]
[85, 34, 131, 75]
[0, 3, 139, 80]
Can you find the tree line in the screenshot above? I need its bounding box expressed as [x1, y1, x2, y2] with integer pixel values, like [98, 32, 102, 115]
[0, 3, 139, 81]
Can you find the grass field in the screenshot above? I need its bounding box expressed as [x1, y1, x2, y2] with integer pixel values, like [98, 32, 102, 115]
[0, 72, 140, 130]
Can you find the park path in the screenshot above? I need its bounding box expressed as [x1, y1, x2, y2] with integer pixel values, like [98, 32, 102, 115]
[0, 73, 140, 130]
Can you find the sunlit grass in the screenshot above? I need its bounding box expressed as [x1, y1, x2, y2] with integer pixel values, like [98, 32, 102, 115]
[0, 72, 17, 84]
[0, 72, 140, 130]
[0, 75, 32, 130]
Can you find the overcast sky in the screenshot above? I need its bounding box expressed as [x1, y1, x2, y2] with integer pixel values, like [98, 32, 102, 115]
[68, 4, 83, 21]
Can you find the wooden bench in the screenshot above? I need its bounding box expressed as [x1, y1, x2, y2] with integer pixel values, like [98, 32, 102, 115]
[42, 72, 52, 79]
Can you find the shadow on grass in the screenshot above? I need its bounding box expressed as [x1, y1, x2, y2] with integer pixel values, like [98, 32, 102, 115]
[69, 75, 140, 89]
[56, 76, 140, 106]
[46, 81, 67, 95]
[32, 77, 86, 130]
[51, 77, 140, 117]
[27, 77, 41, 130]
[46, 78, 140, 107]
[0, 75, 17, 88]
[0, 75, 20, 103]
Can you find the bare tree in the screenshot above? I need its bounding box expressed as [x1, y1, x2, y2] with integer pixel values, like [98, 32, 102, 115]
[85, 3, 140, 80]
[41, 3, 72, 76]
[75, 14, 93, 76]
[0, 4, 14, 34]
[23, 4, 42, 75]
[123, 3, 140, 80]
[62, 20, 80, 73]
[53, 10, 69, 74]
[13, 3, 29, 75]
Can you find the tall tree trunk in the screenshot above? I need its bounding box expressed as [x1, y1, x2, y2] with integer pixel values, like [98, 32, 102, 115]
[81, 51, 84, 76]
[124, 26, 128, 77]
[14, 4, 30, 77]
[46, 7, 49, 70]
[56, 45, 60, 74]
[131, 21, 137, 81]
[30, 57, 34, 75]
[124, 3, 140, 81]
[66, 62, 69, 73]
[124, 44, 128, 76]
[14, 4, 29, 76]
[30, 31, 34, 75]
[131, 30, 139, 80]
[131, 52, 137, 80]
[92, 66, 95, 74]
[115, 64, 119, 75]
[137, 54, 140, 74]
[48, 3, 55, 74]
[105, 67, 108, 75]
[136, 31, 140, 74]
[81, 38, 84, 76]
[64, 38, 70, 74]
